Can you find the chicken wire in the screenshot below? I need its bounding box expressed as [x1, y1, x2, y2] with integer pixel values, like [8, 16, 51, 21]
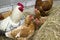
[0, 0, 36, 13]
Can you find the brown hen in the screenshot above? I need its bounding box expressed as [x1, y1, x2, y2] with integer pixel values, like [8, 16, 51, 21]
[5, 15, 35, 40]
[35, 0, 53, 16]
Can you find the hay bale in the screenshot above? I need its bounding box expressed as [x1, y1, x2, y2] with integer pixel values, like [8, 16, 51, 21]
[32, 2, 60, 40]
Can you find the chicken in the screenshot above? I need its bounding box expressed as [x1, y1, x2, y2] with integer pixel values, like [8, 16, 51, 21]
[5, 15, 35, 40]
[0, 14, 4, 20]
[2, 11, 12, 19]
[0, 2, 24, 32]
[0, 11, 12, 21]
[34, 9, 41, 30]
[34, 9, 47, 30]
[34, 8, 41, 19]
[35, 0, 53, 16]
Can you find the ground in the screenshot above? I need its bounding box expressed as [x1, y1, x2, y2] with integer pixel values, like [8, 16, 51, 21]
[32, 1, 60, 40]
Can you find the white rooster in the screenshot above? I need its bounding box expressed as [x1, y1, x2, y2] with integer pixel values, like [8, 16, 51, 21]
[0, 2, 24, 33]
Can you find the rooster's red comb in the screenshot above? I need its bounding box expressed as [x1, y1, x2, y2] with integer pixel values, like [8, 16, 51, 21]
[17, 2, 24, 8]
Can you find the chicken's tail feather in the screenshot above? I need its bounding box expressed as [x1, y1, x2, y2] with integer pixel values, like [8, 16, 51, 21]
[0, 30, 5, 36]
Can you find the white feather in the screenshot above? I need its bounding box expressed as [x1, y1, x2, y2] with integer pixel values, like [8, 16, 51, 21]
[0, 5, 24, 31]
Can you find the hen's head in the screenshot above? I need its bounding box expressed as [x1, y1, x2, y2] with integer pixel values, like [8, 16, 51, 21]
[34, 18, 40, 25]
[25, 15, 34, 24]
[29, 15, 34, 21]
[17, 2, 24, 12]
